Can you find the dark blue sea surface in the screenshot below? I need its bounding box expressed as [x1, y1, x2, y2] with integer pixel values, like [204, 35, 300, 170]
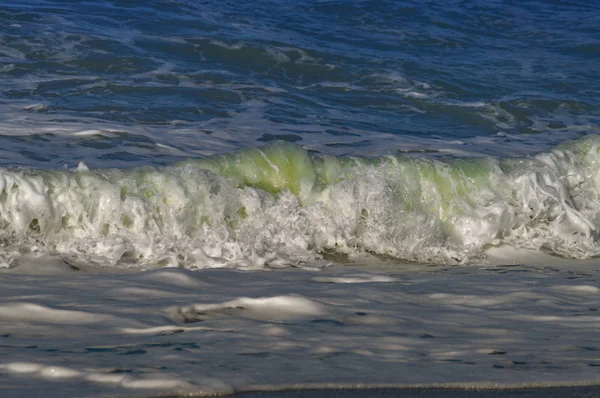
[0, 0, 598, 167]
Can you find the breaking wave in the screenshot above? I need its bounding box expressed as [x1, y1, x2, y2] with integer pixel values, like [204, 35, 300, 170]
[2, 136, 600, 269]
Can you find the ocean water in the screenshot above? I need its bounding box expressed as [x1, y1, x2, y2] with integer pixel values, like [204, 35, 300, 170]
[0, 0, 599, 396]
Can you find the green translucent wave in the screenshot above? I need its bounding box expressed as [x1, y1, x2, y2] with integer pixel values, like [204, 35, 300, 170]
[1, 135, 600, 267]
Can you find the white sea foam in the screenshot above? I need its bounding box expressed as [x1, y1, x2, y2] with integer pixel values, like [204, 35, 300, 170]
[312, 274, 397, 283]
[0, 137, 600, 269]
[0, 303, 114, 324]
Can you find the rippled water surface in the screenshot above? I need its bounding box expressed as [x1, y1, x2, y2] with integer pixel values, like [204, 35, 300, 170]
[0, 0, 598, 167]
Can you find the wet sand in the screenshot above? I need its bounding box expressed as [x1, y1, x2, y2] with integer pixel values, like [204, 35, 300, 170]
[227, 386, 600, 398]
[148, 384, 600, 398]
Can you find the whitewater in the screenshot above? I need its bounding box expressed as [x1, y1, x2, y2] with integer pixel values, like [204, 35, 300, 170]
[3, 137, 600, 270]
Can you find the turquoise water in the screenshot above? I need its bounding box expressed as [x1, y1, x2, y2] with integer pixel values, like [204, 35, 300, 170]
[0, 0, 599, 267]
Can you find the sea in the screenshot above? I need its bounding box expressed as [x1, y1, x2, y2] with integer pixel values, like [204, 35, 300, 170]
[0, 0, 599, 396]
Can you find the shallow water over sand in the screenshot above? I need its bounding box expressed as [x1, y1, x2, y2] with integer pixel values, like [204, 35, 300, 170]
[1, 258, 599, 397]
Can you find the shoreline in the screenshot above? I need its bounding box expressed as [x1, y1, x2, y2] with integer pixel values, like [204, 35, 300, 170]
[138, 381, 600, 398]
[228, 385, 600, 398]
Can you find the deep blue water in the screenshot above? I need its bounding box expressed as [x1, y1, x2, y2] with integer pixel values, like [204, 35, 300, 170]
[0, 0, 598, 168]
